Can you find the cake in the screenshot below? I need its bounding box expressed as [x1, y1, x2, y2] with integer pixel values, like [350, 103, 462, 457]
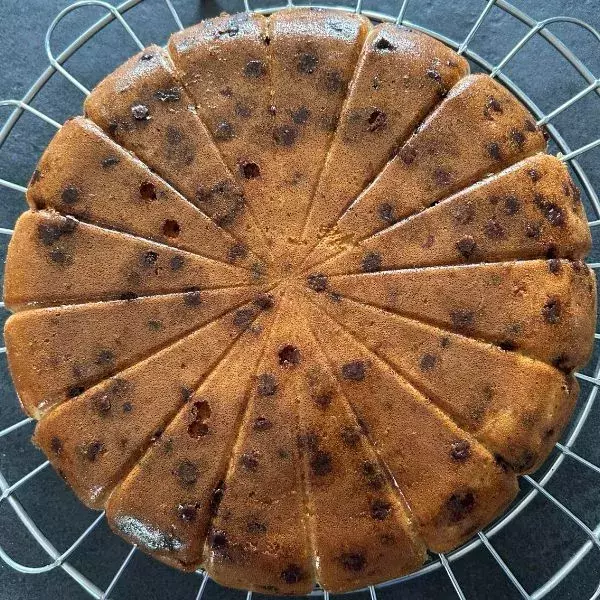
[3, 7, 596, 595]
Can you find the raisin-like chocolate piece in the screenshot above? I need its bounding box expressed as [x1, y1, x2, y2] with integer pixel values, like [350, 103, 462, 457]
[434, 168, 452, 186]
[254, 294, 274, 311]
[450, 440, 471, 461]
[342, 360, 366, 381]
[178, 503, 198, 522]
[253, 416, 273, 432]
[375, 37, 395, 52]
[139, 181, 156, 200]
[273, 125, 298, 147]
[291, 106, 310, 125]
[188, 400, 211, 438]
[235, 103, 252, 118]
[398, 145, 416, 165]
[240, 161, 260, 179]
[419, 353, 437, 371]
[340, 425, 361, 447]
[50, 436, 63, 456]
[233, 307, 255, 330]
[542, 297, 561, 324]
[504, 195, 521, 215]
[367, 108, 387, 132]
[378, 202, 397, 224]
[227, 243, 247, 262]
[510, 128, 525, 149]
[527, 168, 541, 182]
[244, 59, 267, 78]
[535, 194, 565, 226]
[307, 273, 328, 292]
[278, 344, 301, 367]
[257, 373, 277, 396]
[298, 53, 318, 74]
[141, 250, 159, 267]
[240, 451, 259, 471]
[281, 564, 305, 584]
[452, 202, 475, 225]
[162, 219, 180, 238]
[83, 440, 105, 462]
[371, 499, 392, 520]
[61, 185, 79, 205]
[483, 96, 503, 119]
[324, 70, 343, 93]
[456, 235, 477, 259]
[101, 156, 120, 168]
[210, 530, 228, 551]
[174, 460, 198, 485]
[310, 450, 333, 476]
[340, 552, 367, 572]
[362, 460, 384, 489]
[451, 309, 475, 330]
[131, 104, 150, 120]
[183, 289, 202, 307]
[484, 219, 505, 239]
[525, 222, 542, 239]
[446, 491, 475, 522]
[548, 259, 561, 274]
[486, 141, 501, 161]
[362, 252, 382, 273]
[314, 392, 332, 408]
[214, 121, 234, 141]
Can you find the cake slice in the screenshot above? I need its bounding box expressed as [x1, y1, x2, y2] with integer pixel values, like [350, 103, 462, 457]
[105, 302, 277, 570]
[5, 287, 267, 418]
[83, 46, 270, 262]
[34, 296, 275, 509]
[259, 8, 370, 268]
[304, 289, 576, 474]
[203, 297, 314, 595]
[302, 74, 547, 271]
[294, 317, 426, 591]
[304, 302, 518, 552]
[300, 23, 469, 254]
[4, 211, 260, 310]
[317, 259, 595, 369]
[27, 117, 264, 271]
[315, 154, 590, 274]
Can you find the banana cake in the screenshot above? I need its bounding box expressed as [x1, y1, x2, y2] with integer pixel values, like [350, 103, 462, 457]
[3, 7, 596, 595]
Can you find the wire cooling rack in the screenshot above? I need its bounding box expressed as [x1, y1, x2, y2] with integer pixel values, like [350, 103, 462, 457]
[0, 0, 600, 598]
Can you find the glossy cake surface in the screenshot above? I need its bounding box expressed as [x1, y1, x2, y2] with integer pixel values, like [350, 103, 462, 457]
[3, 8, 596, 595]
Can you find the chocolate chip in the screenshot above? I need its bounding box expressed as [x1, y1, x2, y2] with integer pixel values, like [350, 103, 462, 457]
[298, 53, 318, 74]
[254, 293, 274, 310]
[484, 219, 505, 239]
[340, 425, 361, 447]
[452, 202, 475, 225]
[139, 180, 156, 200]
[140, 53, 154, 61]
[177, 503, 198, 522]
[542, 297, 561, 324]
[367, 108, 387, 132]
[375, 37, 395, 51]
[434, 168, 452, 186]
[456, 235, 476, 259]
[291, 106, 310, 125]
[486, 141, 501, 161]
[184, 289, 202, 306]
[174, 460, 198, 485]
[342, 360, 366, 381]
[298, 432, 320, 452]
[362, 251, 382, 273]
[214, 121, 234, 141]
[278, 344, 301, 367]
[527, 169, 541, 182]
[240, 161, 260, 179]
[483, 96, 503, 119]
[281, 564, 305, 584]
[450, 440, 471, 461]
[441, 336, 451, 348]
[524, 118, 537, 132]
[240, 451, 259, 471]
[169, 254, 183, 270]
[95, 349, 114, 366]
[419, 353, 437, 371]
[188, 400, 211, 438]
[307, 273, 328, 292]
[340, 552, 367, 572]
[247, 520, 267, 534]
[49, 248, 71, 265]
[37, 216, 78, 245]
[548, 259, 561, 274]
[324, 70, 343, 93]
[253, 416, 273, 431]
[398, 145, 416, 165]
[273, 125, 298, 147]
[50, 436, 63, 455]
[499, 339, 517, 351]
[61, 185, 79, 205]
[502, 195, 521, 216]
[244, 59, 267, 78]
[101, 156, 120, 168]
[378, 202, 397, 224]
[534, 194, 565, 226]
[525, 222, 542, 239]
[314, 392, 332, 408]
[257, 373, 277, 396]
[371, 499, 392, 520]
[122, 401, 133, 412]
[210, 530, 228, 550]
[232, 307, 254, 330]
[227, 243, 247, 262]
[446, 491, 475, 522]
[510, 128, 526, 149]
[235, 103, 252, 118]
[154, 87, 181, 102]
[449, 313, 474, 338]
[83, 440, 105, 462]
[310, 450, 333, 476]
[131, 104, 150, 120]
[362, 460, 384, 489]
[141, 250, 158, 267]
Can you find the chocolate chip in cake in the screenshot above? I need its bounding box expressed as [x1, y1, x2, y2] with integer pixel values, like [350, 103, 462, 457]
[510, 128, 526, 149]
[310, 450, 333, 476]
[342, 360, 366, 381]
[214, 121, 235, 141]
[281, 564, 305, 584]
[441, 336, 451, 348]
[253, 416, 273, 432]
[314, 392, 332, 409]
[254, 293, 275, 311]
[340, 425, 361, 447]
[37, 216, 78, 246]
[278, 344, 301, 367]
[398, 145, 416, 165]
[273, 125, 298, 147]
[499, 339, 517, 351]
[233, 307, 255, 330]
[434, 168, 452, 186]
[450, 309, 475, 330]
[61, 185, 80, 205]
[446, 491, 475, 522]
[367, 108, 387, 132]
[101, 156, 120, 168]
[50, 436, 63, 456]
[298, 53, 319, 74]
[240, 450, 259, 471]
[217, 21, 239, 37]
[188, 400, 211, 438]
[119, 291, 138, 301]
[362, 460, 384, 489]
[371, 499, 392, 520]
[291, 106, 310, 125]
[95, 349, 115, 366]
[244, 59, 267, 78]
[534, 195, 565, 226]
[165, 125, 183, 146]
[183, 289, 202, 307]
[524, 118, 537, 132]
[419, 353, 437, 371]
[375, 37, 396, 52]
[378, 202, 397, 224]
[324, 70, 344, 93]
[484, 219, 505, 239]
[139, 180, 157, 200]
[548, 259, 562, 274]
[486, 141, 502, 161]
[174, 460, 198, 485]
[503, 195, 521, 215]
[525, 222, 542, 239]
[450, 440, 471, 461]
[131, 104, 150, 120]
[307, 273, 328, 293]
[227, 243, 247, 262]
[210, 530, 229, 551]
[340, 552, 367, 572]
[257, 373, 277, 396]
[362, 251, 382, 273]
[49, 248, 72, 266]
[162, 219, 180, 238]
[542, 297, 561, 324]
[527, 168, 541, 182]
[240, 161, 260, 179]
[483, 96, 503, 119]
[141, 250, 159, 267]
[247, 520, 267, 534]
[83, 440, 105, 462]
[154, 87, 182, 102]
[456, 235, 477, 259]
[177, 503, 199, 522]
[140, 53, 154, 61]
[451, 202, 475, 225]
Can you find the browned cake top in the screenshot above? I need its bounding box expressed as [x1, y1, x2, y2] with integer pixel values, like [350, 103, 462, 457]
[3, 7, 596, 596]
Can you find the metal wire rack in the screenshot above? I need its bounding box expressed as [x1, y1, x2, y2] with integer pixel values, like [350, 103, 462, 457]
[0, 0, 600, 598]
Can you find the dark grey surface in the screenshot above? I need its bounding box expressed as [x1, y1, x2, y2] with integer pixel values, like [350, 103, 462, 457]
[0, 1, 600, 599]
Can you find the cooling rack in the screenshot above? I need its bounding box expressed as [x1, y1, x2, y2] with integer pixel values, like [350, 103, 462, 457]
[0, 0, 600, 598]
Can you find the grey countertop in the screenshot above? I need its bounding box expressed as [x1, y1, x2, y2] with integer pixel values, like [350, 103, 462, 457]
[0, 1, 600, 599]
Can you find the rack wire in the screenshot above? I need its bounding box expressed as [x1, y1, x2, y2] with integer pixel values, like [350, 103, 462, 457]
[0, 0, 600, 598]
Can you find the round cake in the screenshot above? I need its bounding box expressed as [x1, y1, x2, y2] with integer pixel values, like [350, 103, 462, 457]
[3, 7, 596, 595]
